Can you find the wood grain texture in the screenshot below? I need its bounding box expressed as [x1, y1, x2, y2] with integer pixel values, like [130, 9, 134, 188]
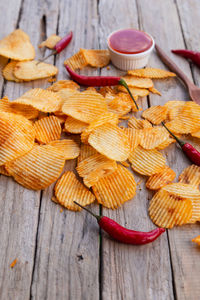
[98, 1, 173, 300]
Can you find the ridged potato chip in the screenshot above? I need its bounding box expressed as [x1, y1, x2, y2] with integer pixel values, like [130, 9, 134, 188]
[119, 86, 149, 98]
[14, 60, 58, 81]
[123, 128, 141, 151]
[140, 127, 169, 149]
[149, 189, 192, 228]
[92, 164, 136, 209]
[5, 144, 65, 190]
[106, 92, 133, 115]
[54, 171, 95, 211]
[128, 116, 152, 129]
[46, 80, 80, 92]
[164, 100, 185, 121]
[78, 144, 97, 164]
[0, 112, 35, 166]
[81, 49, 110, 68]
[149, 87, 161, 96]
[191, 129, 200, 139]
[128, 68, 176, 78]
[99, 86, 117, 97]
[146, 166, 176, 190]
[34, 116, 61, 144]
[88, 123, 130, 161]
[62, 90, 107, 123]
[39, 34, 61, 49]
[64, 116, 88, 134]
[76, 153, 117, 187]
[178, 165, 200, 188]
[53, 113, 67, 124]
[3, 60, 22, 82]
[48, 139, 80, 159]
[0, 165, 10, 176]
[162, 182, 200, 200]
[0, 29, 35, 61]
[129, 146, 166, 176]
[121, 75, 153, 89]
[64, 49, 87, 70]
[156, 138, 175, 150]
[142, 105, 168, 125]
[192, 236, 200, 246]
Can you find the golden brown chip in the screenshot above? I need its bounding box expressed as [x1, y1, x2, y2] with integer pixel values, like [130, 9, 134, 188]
[46, 80, 80, 92]
[0, 56, 9, 72]
[5, 144, 65, 190]
[118, 86, 149, 98]
[81, 49, 110, 68]
[39, 34, 61, 49]
[121, 75, 153, 88]
[76, 153, 117, 187]
[0, 29, 35, 61]
[14, 60, 58, 81]
[140, 127, 170, 149]
[64, 49, 87, 70]
[191, 129, 200, 139]
[106, 92, 133, 115]
[149, 87, 161, 96]
[164, 100, 185, 121]
[128, 116, 152, 129]
[48, 139, 80, 159]
[99, 86, 117, 97]
[78, 144, 97, 163]
[178, 165, 200, 188]
[34, 116, 61, 144]
[3, 60, 22, 82]
[162, 182, 200, 200]
[192, 236, 200, 246]
[88, 123, 130, 161]
[129, 146, 166, 176]
[64, 116, 88, 134]
[92, 164, 136, 209]
[54, 171, 95, 211]
[146, 166, 176, 190]
[53, 113, 67, 124]
[62, 90, 107, 123]
[142, 105, 168, 125]
[0, 112, 35, 166]
[123, 128, 141, 152]
[0, 165, 10, 176]
[149, 189, 192, 228]
[155, 138, 175, 150]
[128, 68, 176, 78]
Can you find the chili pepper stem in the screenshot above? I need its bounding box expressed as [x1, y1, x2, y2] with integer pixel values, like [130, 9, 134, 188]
[36, 50, 57, 65]
[73, 201, 101, 221]
[118, 79, 139, 110]
[161, 122, 185, 147]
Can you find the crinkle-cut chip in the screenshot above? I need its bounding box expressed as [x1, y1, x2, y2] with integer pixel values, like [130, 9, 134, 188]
[164, 100, 185, 121]
[53, 113, 67, 124]
[149, 189, 192, 228]
[48, 139, 80, 159]
[192, 235, 200, 246]
[76, 153, 117, 188]
[64, 49, 87, 70]
[0, 29, 35, 61]
[82, 49, 110, 68]
[128, 68, 176, 78]
[88, 123, 130, 161]
[46, 80, 80, 92]
[3, 60, 22, 82]
[140, 127, 170, 149]
[123, 128, 141, 152]
[156, 138, 175, 150]
[179, 165, 200, 188]
[129, 146, 166, 176]
[121, 75, 153, 88]
[14, 60, 58, 81]
[191, 130, 200, 139]
[81, 112, 118, 143]
[120, 161, 130, 167]
[0, 112, 35, 166]
[118, 86, 149, 98]
[39, 34, 61, 49]
[149, 87, 161, 96]
[34, 116, 61, 144]
[54, 171, 95, 211]
[99, 86, 117, 97]
[12, 88, 63, 113]
[162, 182, 200, 200]
[56, 88, 78, 105]
[142, 105, 168, 125]
[64, 116, 88, 134]
[0, 165, 10, 176]
[78, 144, 97, 163]
[128, 116, 152, 129]
[106, 92, 133, 115]
[5, 144, 65, 190]
[62, 90, 107, 123]
[146, 166, 176, 190]
[92, 164, 136, 209]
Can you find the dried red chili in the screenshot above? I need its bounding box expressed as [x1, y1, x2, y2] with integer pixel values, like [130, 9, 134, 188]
[172, 49, 200, 68]
[74, 201, 165, 245]
[65, 65, 139, 110]
[162, 122, 200, 166]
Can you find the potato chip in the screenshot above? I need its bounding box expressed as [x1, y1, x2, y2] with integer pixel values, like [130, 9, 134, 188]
[118, 86, 149, 98]
[146, 166, 176, 190]
[76, 153, 117, 187]
[48, 139, 80, 159]
[164, 100, 185, 121]
[140, 127, 170, 149]
[0, 165, 10, 176]
[64, 49, 87, 70]
[14, 60, 58, 81]
[0, 29, 35, 61]
[149, 87, 161, 96]
[192, 236, 200, 246]
[5, 144, 65, 190]
[86, 87, 97, 92]
[149, 189, 192, 228]
[156, 138, 175, 150]
[99, 86, 117, 97]
[34, 116, 61, 144]
[162, 182, 200, 200]
[78, 144, 97, 163]
[0, 112, 35, 166]
[178, 165, 200, 188]
[128, 68, 176, 78]
[123, 128, 141, 151]
[129, 146, 166, 176]
[88, 123, 130, 161]
[3, 60, 22, 82]
[128, 116, 152, 129]
[142, 105, 168, 125]
[46, 80, 79, 92]
[92, 164, 136, 209]
[64, 116, 88, 134]
[81, 49, 110, 68]
[39, 34, 61, 49]
[120, 161, 130, 167]
[0, 56, 9, 72]
[121, 75, 153, 88]
[191, 129, 200, 139]
[106, 92, 133, 115]
[54, 171, 95, 211]
[62, 90, 107, 123]
[53, 113, 67, 124]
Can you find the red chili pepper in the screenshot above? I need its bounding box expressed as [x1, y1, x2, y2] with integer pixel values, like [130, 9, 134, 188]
[65, 65, 139, 110]
[162, 122, 200, 166]
[74, 201, 165, 245]
[172, 49, 200, 68]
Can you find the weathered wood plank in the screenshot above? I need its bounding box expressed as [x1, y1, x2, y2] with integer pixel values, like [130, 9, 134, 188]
[98, 1, 174, 299]
[31, 1, 100, 299]
[137, 1, 200, 299]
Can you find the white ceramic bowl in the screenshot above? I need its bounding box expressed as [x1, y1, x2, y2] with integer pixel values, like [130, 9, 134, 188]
[107, 30, 155, 71]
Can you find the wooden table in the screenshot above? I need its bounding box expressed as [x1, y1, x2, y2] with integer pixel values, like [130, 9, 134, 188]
[0, 0, 200, 299]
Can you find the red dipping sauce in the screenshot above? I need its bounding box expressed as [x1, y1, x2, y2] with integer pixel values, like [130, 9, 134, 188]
[108, 29, 153, 54]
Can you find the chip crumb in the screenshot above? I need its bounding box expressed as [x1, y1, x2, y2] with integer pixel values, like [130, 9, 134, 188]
[60, 208, 63, 213]
[137, 180, 142, 186]
[10, 258, 18, 268]
[107, 66, 110, 70]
